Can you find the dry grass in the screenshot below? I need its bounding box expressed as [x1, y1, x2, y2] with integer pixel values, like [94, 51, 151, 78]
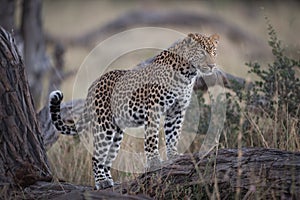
[47, 136, 93, 185]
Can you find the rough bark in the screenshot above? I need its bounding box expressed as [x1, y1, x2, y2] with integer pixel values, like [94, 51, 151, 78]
[0, 27, 52, 194]
[20, 181, 150, 200]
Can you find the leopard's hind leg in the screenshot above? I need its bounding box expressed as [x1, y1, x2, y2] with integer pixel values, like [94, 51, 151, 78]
[103, 126, 124, 183]
[92, 117, 124, 190]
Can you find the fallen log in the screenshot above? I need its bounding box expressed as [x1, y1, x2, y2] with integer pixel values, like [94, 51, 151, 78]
[20, 181, 151, 200]
[108, 148, 300, 199]
[20, 148, 300, 199]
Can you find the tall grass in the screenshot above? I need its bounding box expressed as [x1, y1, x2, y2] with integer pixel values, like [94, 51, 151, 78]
[47, 136, 93, 185]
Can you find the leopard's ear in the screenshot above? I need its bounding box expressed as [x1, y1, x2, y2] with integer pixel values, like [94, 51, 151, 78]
[186, 33, 194, 43]
[188, 33, 195, 38]
[210, 34, 220, 46]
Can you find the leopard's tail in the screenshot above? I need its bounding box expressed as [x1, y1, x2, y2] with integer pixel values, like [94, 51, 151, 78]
[49, 90, 77, 135]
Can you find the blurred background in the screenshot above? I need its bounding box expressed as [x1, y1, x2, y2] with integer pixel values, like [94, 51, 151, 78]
[1, 0, 299, 186]
[43, 0, 300, 108]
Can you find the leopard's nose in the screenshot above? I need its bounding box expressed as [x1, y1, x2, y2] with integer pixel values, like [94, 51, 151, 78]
[208, 64, 216, 69]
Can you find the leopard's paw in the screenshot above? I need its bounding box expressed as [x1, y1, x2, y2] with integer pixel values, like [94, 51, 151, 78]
[94, 179, 114, 190]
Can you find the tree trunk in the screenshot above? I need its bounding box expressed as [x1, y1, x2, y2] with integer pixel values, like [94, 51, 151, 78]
[0, 0, 15, 31]
[21, 0, 51, 108]
[0, 27, 52, 196]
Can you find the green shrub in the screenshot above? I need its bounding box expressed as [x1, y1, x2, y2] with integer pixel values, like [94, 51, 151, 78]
[198, 20, 300, 150]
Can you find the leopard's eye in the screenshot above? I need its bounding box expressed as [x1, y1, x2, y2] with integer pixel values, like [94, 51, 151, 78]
[198, 49, 206, 61]
[199, 49, 206, 56]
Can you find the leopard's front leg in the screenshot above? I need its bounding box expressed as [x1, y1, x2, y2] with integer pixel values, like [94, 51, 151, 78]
[144, 104, 163, 171]
[164, 100, 188, 160]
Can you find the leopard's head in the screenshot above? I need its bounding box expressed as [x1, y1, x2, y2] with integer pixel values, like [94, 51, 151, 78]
[184, 33, 219, 75]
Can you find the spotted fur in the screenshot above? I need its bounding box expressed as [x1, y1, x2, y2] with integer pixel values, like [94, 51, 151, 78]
[49, 33, 219, 190]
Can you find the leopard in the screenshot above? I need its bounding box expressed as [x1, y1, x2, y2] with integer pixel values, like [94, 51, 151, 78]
[49, 33, 220, 190]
